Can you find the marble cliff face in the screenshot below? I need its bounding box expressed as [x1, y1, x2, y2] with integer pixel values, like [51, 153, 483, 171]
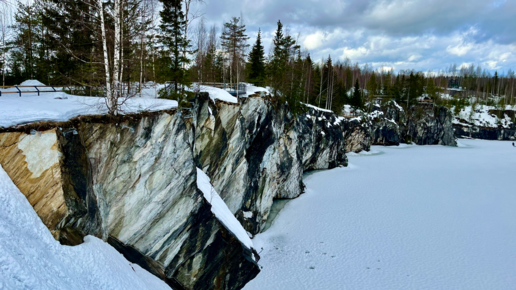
[0, 93, 457, 289]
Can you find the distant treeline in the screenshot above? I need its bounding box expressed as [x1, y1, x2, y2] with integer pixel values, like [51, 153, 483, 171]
[1, 0, 515, 114]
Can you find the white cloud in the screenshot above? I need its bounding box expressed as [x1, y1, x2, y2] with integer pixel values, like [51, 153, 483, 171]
[446, 43, 473, 56]
[303, 31, 325, 50]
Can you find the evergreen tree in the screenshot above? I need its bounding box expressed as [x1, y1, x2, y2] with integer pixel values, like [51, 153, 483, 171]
[220, 17, 249, 92]
[268, 20, 297, 97]
[10, 2, 42, 82]
[350, 78, 362, 109]
[345, 67, 353, 92]
[366, 72, 378, 111]
[159, 0, 191, 98]
[248, 28, 265, 87]
[39, 0, 101, 88]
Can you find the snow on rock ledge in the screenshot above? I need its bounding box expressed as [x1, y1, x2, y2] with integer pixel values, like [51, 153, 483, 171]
[196, 168, 253, 250]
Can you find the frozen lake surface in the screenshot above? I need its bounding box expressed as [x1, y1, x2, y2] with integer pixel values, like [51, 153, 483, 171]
[245, 139, 516, 290]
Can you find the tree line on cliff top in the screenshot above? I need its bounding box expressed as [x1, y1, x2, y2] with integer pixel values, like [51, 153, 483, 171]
[1, 0, 515, 115]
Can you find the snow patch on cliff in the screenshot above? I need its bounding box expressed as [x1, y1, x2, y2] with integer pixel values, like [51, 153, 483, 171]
[0, 165, 171, 290]
[17, 131, 60, 178]
[196, 168, 253, 250]
[453, 105, 514, 128]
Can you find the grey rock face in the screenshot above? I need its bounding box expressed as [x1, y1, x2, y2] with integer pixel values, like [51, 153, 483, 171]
[57, 112, 259, 290]
[454, 123, 516, 140]
[193, 94, 348, 235]
[453, 109, 516, 141]
[367, 102, 457, 147]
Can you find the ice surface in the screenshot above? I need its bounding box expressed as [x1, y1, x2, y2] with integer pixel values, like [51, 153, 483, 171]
[245, 139, 516, 290]
[0, 165, 171, 290]
[0, 91, 177, 128]
[196, 168, 254, 250]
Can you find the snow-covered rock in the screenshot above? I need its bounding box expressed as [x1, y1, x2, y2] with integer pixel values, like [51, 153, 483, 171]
[453, 105, 516, 140]
[348, 101, 457, 147]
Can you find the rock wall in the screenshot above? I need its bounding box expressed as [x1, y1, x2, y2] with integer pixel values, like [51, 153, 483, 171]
[193, 94, 348, 235]
[367, 101, 457, 147]
[0, 94, 349, 290]
[454, 123, 516, 140]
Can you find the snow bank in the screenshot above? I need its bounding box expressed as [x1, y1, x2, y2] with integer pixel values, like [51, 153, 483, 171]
[244, 84, 270, 97]
[19, 80, 46, 86]
[193, 85, 238, 104]
[196, 168, 253, 250]
[0, 91, 177, 128]
[0, 165, 171, 290]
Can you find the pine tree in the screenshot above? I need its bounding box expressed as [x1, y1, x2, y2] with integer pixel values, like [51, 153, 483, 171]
[248, 28, 265, 87]
[159, 0, 191, 98]
[220, 17, 249, 94]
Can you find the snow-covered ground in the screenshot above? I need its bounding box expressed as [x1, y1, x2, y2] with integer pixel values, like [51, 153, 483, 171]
[0, 165, 171, 290]
[0, 93, 177, 128]
[0, 80, 177, 128]
[245, 139, 516, 290]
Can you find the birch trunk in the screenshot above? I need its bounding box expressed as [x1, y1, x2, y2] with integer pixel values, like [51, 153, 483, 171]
[119, 0, 124, 92]
[97, 0, 113, 113]
[113, 0, 121, 105]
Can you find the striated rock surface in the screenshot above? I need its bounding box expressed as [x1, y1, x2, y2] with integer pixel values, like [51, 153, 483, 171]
[193, 94, 348, 235]
[0, 130, 70, 239]
[0, 113, 259, 290]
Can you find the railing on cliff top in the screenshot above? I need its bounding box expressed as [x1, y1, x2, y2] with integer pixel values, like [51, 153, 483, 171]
[0, 85, 63, 97]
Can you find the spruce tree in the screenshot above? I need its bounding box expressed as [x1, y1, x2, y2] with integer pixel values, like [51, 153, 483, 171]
[351, 78, 362, 109]
[248, 28, 265, 87]
[159, 0, 191, 98]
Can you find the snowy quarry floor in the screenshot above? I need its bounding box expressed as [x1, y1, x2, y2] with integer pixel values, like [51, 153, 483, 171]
[245, 139, 516, 290]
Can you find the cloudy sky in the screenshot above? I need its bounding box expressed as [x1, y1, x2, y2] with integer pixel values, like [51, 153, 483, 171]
[194, 0, 516, 74]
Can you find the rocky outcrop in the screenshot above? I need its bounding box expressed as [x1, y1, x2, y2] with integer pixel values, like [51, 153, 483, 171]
[0, 130, 69, 240]
[454, 123, 516, 140]
[453, 110, 516, 140]
[342, 118, 371, 153]
[0, 94, 349, 289]
[367, 101, 457, 147]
